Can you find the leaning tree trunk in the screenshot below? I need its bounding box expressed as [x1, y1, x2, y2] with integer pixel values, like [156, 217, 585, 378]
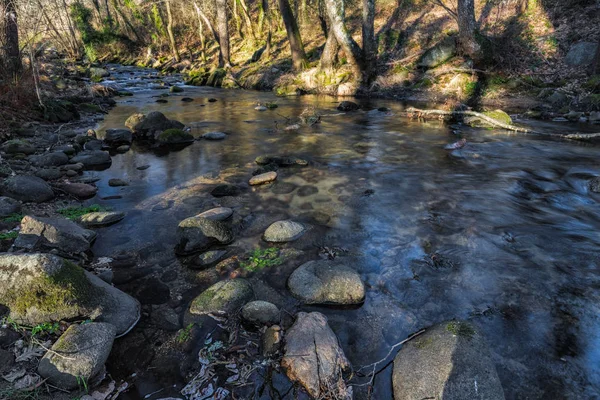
[324, 0, 363, 79]
[320, 27, 339, 69]
[165, 0, 180, 61]
[2, 0, 22, 76]
[362, 0, 376, 83]
[277, 0, 308, 70]
[216, 0, 231, 67]
[457, 0, 480, 59]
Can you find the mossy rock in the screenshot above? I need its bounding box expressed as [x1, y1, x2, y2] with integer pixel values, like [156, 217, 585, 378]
[189, 279, 254, 316]
[169, 86, 184, 93]
[1, 139, 35, 155]
[483, 110, 512, 125]
[206, 69, 227, 87]
[157, 128, 194, 145]
[0, 253, 140, 336]
[79, 103, 103, 113]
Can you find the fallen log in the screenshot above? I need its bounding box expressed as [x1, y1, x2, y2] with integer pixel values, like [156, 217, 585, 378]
[405, 107, 600, 141]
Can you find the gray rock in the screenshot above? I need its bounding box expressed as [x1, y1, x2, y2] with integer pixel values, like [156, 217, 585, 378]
[0, 348, 15, 374]
[108, 178, 128, 187]
[30, 152, 69, 167]
[337, 101, 359, 111]
[392, 321, 505, 400]
[0, 327, 20, 348]
[589, 111, 600, 124]
[14, 215, 96, 254]
[0, 175, 55, 203]
[103, 129, 133, 146]
[116, 145, 130, 152]
[89, 67, 109, 79]
[262, 325, 282, 357]
[83, 140, 104, 151]
[192, 249, 227, 269]
[282, 312, 350, 398]
[418, 37, 457, 68]
[1, 140, 35, 155]
[38, 322, 116, 390]
[288, 260, 365, 305]
[590, 177, 600, 193]
[547, 91, 569, 106]
[189, 279, 254, 316]
[175, 207, 234, 255]
[125, 111, 185, 139]
[565, 42, 598, 66]
[0, 253, 140, 336]
[241, 300, 280, 325]
[0, 196, 21, 217]
[249, 171, 277, 185]
[202, 131, 227, 140]
[56, 183, 97, 199]
[35, 168, 63, 181]
[263, 220, 306, 242]
[70, 150, 112, 168]
[80, 212, 125, 227]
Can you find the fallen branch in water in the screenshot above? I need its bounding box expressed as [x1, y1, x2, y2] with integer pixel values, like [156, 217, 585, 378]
[405, 107, 600, 141]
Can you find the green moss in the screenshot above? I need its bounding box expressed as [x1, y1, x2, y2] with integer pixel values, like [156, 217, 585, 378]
[265, 102, 278, 109]
[464, 81, 479, 97]
[0, 231, 18, 240]
[157, 128, 193, 144]
[58, 204, 107, 220]
[176, 323, 195, 343]
[169, 86, 184, 93]
[6, 260, 98, 316]
[79, 103, 102, 113]
[415, 337, 433, 349]
[483, 109, 512, 125]
[240, 247, 282, 272]
[2, 213, 24, 223]
[446, 321, 476, 338]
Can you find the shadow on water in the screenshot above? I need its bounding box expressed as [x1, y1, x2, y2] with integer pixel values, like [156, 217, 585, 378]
[89, 65, 600, 399]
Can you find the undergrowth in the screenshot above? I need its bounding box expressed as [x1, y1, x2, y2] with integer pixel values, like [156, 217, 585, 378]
[240, 247, 282, 272]
[57, 204, 107, 220]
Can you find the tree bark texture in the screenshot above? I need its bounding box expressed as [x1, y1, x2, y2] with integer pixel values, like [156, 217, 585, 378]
[323, 0, 363, 78]
[216, 0, 231, 67]
[457, 0, 480, 59]
[362, 0, 376, 83]
[2, 0, 22, 76]
[277, 0, 308, 70]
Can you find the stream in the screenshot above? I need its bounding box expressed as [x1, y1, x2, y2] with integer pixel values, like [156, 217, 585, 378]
[85, 65, 600, 399]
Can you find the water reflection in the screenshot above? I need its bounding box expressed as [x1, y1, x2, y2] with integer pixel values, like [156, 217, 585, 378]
[91, 66, 600, 399]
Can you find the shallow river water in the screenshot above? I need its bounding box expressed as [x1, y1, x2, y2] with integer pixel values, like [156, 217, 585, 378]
[86, 65, 600, 399]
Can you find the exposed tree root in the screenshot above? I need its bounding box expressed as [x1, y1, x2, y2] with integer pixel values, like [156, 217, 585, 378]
[405, 107, 600, 141]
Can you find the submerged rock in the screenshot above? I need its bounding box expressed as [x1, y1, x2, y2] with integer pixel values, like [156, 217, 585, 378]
[241, 300, 279, 326]
[125, 111, 185, 140]
[14, 215, 96, 254]
[175, 207, 234, 255]
[38, 322, 116, 390]
[202, 131, 227, 140]
[192, 249, 227, 269]
[79, 211, 125, 227]
[282, 312, 350, 399]
[337, 101, 359, 111]
[263, 220, 306, 242]
[0, 175, 55, 203]
[0, 196, 21, 217]
[288, 260, 365, 305]
[157, 128, 194, 145]
[392, 321, 505, 400]
[189, 279, 254, 316]
[0, 253, 140, 336]
[249, 171, 277, 185]
[211, 184, 241, 197]
[255, 155, 308, 167]
[108, 178, 128, 187]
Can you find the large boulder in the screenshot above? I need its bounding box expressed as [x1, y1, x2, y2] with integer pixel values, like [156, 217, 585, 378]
[14, 215, 96, 254]
[263, 220, 306, 242]
[241, 300, 280, 326]
[125, 111, 185, 139]
[175, 207, 234, 255]
[0, 253, 140, 336]
[282, 312, 351, 399]
[1, 139, 36, 155]
[288, 260, 365, 305]
[189, 279, 254, 316]
[393, 321, 505, 400]
[103, 128, 133, 146]
[156, 129, 194, 145]
[70, 150, 112, 169]
[0, 175, 55, 203]
[0, 196, 21, 217]
[55, 183, 98, 199]
[565, 42, 598, 66]
[38, 322, 115, 390]
[418, 37, 457, 68]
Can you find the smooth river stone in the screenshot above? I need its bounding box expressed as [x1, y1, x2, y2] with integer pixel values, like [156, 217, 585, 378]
[80, 212, 125, 227]
[263, 220, 306, 242]
[202, 132, 227, 140]
[250, 171, 277, 186]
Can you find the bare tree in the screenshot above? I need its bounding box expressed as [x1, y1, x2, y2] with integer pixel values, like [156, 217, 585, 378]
[457, 0, 480, 58]
[277, 0, 307, 70]
[323, 0, 363, 77]
[362, 0, 376, 82]
[165, 0, 180, 61]
[2, 0, 22, 76]
[216, 0, 231, 67]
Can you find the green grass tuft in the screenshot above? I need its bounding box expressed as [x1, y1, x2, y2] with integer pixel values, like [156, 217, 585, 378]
[57, 204, 107, 220]
[0, 231, 18, 240]
[240, 247, 282, 272]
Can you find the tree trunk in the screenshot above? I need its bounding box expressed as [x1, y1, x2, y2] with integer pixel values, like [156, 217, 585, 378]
[103, 0, 113, 27]
[277, 0, 307, 70]
[320, 27, 339, 69]
[193, 1, 207, 61]
[323, 0, 363, 78]
[457, 0, 480, 59]
[216, 0, 231, 67]
[165, 0, 180, 61]
[112, 0, 143, 43]
[362, 0, 376, 83]
[2, 0, 21, 76]
[238, 0, 256, 41]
